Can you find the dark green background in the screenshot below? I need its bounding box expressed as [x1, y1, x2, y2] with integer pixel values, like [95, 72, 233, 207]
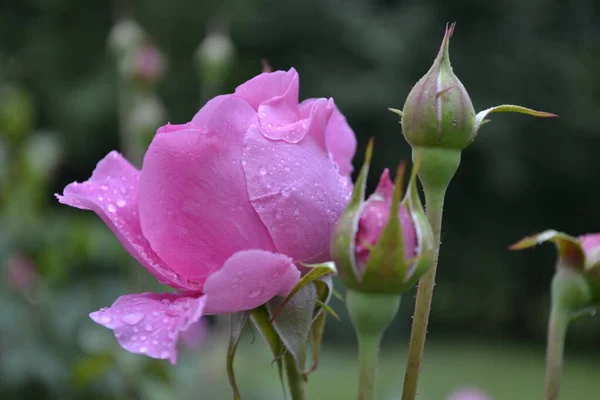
[1, 0, 599, 398]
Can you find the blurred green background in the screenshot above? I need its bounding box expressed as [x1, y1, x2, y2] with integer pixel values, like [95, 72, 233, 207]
[1, 0, 599, 399]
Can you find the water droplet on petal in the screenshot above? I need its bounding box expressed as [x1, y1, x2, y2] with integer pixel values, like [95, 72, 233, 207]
[249, 287, 264, 298]
[108, 204, 117, 213]
[144, 323, 153, 332]
[139, 346, 148, 353]
[116, 199, 126, 207]
[99, 315, 111, 324]
[160, 350, 170, 359]
[259, 165, 267, 175]
[122, 312, 145, 325]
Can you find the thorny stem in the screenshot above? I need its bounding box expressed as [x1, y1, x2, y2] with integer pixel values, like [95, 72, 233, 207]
[402, 185, 445, 400]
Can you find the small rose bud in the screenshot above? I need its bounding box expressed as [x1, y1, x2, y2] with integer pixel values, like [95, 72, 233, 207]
[392, 23, 557, 199]
[401, 23, 475, 150]
[332, 140, 434, 294]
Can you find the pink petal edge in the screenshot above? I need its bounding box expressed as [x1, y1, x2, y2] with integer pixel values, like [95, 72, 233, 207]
[56, 151, 200, 291]
[90, 292, 206, 364]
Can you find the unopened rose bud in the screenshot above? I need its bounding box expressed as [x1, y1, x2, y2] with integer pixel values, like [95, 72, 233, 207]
[392, 23, 556, 198]
[402, 23, 475, 150]
[332, 141, 434, 294]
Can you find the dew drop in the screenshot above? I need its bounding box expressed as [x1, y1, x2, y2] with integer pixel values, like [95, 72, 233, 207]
[122, 312, 145, 325]
[116, 199, 126, 208]
[152, 340, 159, 345]
[99, 315, 111, 324]
[108, 204, 117, 213]
[249, 287, 264, 298]
[131, 336, 138, 341]
[144, 323, 153, 332]
[140, 336, 147, 341]
[160, 350, 170, 359]
[139, 346, 148, 353]
[259, 165, 267, 175]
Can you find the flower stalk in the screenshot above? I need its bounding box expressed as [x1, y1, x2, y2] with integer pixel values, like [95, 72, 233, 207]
[402, 147, 457, 400]
[284, 351, 308, 400]
[346, 290, 401, 400]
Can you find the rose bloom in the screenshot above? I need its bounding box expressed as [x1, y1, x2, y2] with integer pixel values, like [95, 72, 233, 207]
[57, 68, 356, 363]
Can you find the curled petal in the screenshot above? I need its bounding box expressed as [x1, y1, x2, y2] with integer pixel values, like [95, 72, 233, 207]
[139, 97, 277, 285]
[234, 68, 298, 110]
[203, 250, 300, 314]
[301, 98, 357, 177]
[90, 293, 206, 364]
[56, 152, 199, 290]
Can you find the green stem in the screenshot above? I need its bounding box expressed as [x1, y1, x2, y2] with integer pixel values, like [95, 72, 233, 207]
[284, 351, 307, 400]
[347, 290, 401, 400]
[402, 184, 445, 400]
[545, 304, 570, 400]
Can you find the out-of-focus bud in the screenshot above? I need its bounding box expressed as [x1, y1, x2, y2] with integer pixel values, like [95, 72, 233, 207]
[511, 230, 599, 307]
[401, 23, 475, 150]
[195, 23, 235, 88]
[331, 140, 434, 294]
[108, 19, 166, 86]
[446, 387, 493, 400]
[511, 230, 598, 399]
[5, 254, 37, 292]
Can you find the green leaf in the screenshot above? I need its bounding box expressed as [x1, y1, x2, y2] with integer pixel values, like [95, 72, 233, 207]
[267, 283, 318, 371]
[270, 262, 336, 322]
[472, 104, 557, 138]
[227, 311, 251, 400]
[250, 306, 285, 392]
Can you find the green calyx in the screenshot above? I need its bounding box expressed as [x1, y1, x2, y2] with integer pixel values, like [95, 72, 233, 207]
[330, 140, 434, 294]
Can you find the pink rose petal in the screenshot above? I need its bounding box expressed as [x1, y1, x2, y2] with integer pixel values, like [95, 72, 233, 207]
[234, 68, 298, 110]
[90, 293, 206, 364]
[203, 250, 300, 314]
[56, 152, 200, 291]
[139, 97, 277, 284]
[301, 98, 357, 178]
[579, 233, 600, 268]
[242, 115, 351, 264]
[354, 169, 417, 270]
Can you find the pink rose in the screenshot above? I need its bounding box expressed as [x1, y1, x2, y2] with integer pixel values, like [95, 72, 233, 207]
[57, 68, 356, 363]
